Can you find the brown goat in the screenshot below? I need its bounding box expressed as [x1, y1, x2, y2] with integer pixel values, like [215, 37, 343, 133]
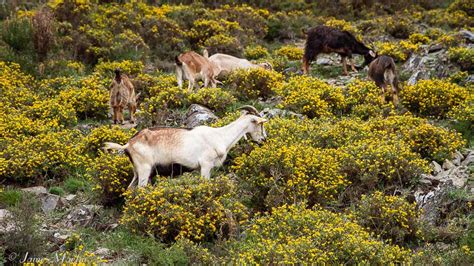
[368, 55, 400, 105]
[303, 25, 376, 75]
[110, 69, 138, 124]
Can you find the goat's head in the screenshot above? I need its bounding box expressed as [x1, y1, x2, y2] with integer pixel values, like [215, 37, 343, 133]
[239, 105, 268, 143]
[258, 62, 273, 70]
[364, 50, 377, 66]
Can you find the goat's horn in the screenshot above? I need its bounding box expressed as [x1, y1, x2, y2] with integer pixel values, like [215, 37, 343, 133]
[238, 105, 260, 116]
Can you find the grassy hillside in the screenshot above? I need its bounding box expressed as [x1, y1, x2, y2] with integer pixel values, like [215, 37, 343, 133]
[0, 0, 473, 264]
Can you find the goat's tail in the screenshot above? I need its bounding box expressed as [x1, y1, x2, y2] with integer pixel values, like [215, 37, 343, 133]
[104, 142, 128, 151]
[203, 49, 209, 58]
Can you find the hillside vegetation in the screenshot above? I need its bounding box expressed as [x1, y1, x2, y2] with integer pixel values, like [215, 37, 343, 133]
[0, 0, 473, 264]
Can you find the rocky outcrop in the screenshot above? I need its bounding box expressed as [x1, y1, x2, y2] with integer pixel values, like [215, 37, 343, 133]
[415, 149, 473, 224]
[184, 104, 218, 128]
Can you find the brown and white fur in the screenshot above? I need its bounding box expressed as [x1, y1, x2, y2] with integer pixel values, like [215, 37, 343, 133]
[368, 55, 400, 105]
[175, 51, 219, 90]
[110, 69, 138, 124]
[104, 106, 267, 188]
[206, 52, 273, 77]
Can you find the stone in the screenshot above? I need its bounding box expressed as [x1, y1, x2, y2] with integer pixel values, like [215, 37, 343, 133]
[459, 30, 474, 43]
[21, 186, 47, 195]
[65, 204, 102, 227]
[461, 154, 474, 167]
[407, 70, 426, 85]
[53, 232, 69, 244]
[452, 151, 463, 166]
[184, 104, 218, 128]
[0, 209, 14, 233]
[428, 44, 443, 53]
[94, 247, 112, 258]
[316, 58, 333, 65]
[431, 161, 443, 175]
[41, 193, 61, 214]
[442, 159, 456, 170]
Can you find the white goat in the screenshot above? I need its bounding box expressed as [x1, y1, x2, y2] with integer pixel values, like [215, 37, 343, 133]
[104, 106, 267, 188]
[206, 52, 273, 77]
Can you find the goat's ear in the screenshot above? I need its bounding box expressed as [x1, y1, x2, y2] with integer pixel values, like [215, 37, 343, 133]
[369, 50, 376, 57]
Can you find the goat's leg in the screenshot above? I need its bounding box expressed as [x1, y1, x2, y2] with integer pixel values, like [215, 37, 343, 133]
[350, 57, 358, 72]
[302, 56, 310, 74]
[118, 107, 125, 125]
[391, 83, 400, 106]
[128, 169, 138, 189]
[137, 164, 152, 187]
[200, 163, 213, 180]
[380, 86, 387, 104]
[112, 107, 118, 124]
[176, 67, 183, 89]
[341, 56, 348, 75]
[129, 103, 136, 124]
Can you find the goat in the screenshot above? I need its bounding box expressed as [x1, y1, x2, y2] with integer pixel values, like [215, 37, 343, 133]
[110, 69, 138, 124]
[104, 106, 267, 188]
[368, 55, 400, 105]
[302, 25, 376, 75]
[206, 52, 272, 77]
[175, 51, 219, 90]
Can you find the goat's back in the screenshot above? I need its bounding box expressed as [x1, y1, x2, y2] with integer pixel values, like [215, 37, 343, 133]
[208, 53, 254, 74]
[177, 51, 213, 74]
[368, 55, 397, 85]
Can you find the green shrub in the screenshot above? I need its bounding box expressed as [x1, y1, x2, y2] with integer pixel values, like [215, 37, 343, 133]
[385, 16, 413, 39]
[229, 204, 412, 264]
[93, 60, 144, 77]
[355, 192, 422, 245]
[1, 16, 33, 52]
[64, 177, 87, 194]
[227, 68, 283, 100]
[121, 175, 247, 242]
[0, 189, 22, 208]
[48, 186, 65, 196]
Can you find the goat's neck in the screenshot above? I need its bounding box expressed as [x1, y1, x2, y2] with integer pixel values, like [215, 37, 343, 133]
[216, 117, 250, 152]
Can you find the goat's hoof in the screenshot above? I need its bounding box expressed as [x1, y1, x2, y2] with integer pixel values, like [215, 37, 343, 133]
[113, 120, 117, 124]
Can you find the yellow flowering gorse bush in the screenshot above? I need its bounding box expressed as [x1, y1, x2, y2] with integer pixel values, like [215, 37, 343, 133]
[230, 204, 412, 264]
[273, 45, 304, 60]
[356, 192, 422, 245]
[227, 68, 283, 100]
[121, 175, 248, 242]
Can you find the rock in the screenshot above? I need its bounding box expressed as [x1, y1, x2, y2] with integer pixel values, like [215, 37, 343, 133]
[0, 209, 14, 233]
[64, 194, 77, 201]
[466, 74, 474, 84]
[184, 104, 218, 128]
[431, 161, 443, 175]
[407, 70, 426, 85]
[316, 58, 333, 65]
[41, 193, 61, 214]
[261, 108, 304, 119]
[428, 44, 444, 53]
[442, 159, 456, 170]
[53, 232, 69, 244]
[459, 30, 474, 43]
[461, 153, 474, 166]
[65, 204, 102, 227]
[452, 151, 464, 166]
[22, 186, 47, 195]
[94, 247, 112, 258]
[416, 181, 455, 224]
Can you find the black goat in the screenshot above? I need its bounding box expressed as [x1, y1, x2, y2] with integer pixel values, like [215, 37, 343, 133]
[368, 55, 400, 105]
[302, 25, 376, 75]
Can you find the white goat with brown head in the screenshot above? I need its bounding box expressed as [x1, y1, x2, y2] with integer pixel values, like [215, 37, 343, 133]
[104, 106, 267, 188]
[110, 69, 138, 124]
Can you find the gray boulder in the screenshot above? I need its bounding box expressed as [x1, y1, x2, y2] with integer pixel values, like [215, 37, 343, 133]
[184, 104, 218, 128]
